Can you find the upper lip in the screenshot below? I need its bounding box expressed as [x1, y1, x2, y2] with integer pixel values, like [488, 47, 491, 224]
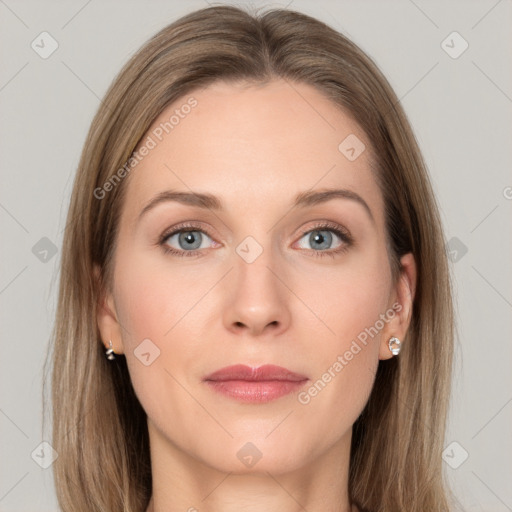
[204, 364, 308, 382]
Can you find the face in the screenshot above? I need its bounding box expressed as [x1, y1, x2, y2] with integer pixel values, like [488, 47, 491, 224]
[97, 79, 416, 475]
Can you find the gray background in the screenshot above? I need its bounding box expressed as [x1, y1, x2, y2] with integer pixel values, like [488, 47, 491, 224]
[1, 0, 511, 510]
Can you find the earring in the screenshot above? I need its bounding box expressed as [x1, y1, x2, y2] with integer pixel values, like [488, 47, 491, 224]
[105, 340, 116, 361]
[388, 336, 401, 356]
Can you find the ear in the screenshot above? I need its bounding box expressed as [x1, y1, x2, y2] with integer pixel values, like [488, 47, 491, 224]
[94, 265, 124, 355]
[379, 252, 417, 360]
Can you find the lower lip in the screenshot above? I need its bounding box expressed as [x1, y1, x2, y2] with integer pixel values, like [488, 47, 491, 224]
[205, 379, 308, 403]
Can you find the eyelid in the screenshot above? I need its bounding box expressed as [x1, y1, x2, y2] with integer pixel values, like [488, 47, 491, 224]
[158, 220, 354, 257]
[158, 221, 215, 245]
[296, 220, 353, 242]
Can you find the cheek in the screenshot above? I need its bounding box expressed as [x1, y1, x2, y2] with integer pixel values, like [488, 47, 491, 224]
[112, 252, 205, 431]
[111, 249, 197, 382]
[330, 272, 390, 348]
[299, 247, 392, 352]
[293, 294, 388, 452]
[114, 249, 199, 345]
[293, 250, 391, 417]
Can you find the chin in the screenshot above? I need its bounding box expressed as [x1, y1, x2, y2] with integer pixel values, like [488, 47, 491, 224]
[193, 435, 312, 476]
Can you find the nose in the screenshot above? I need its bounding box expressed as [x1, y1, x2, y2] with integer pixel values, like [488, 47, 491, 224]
[223, 249, 291, 337]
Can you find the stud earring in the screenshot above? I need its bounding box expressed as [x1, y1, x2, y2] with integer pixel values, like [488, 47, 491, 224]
[105, 340, 116, 361]
[388, 336, 401, 356]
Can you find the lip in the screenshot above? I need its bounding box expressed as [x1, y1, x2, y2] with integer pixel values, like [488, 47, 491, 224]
[203, 364, 309, 403]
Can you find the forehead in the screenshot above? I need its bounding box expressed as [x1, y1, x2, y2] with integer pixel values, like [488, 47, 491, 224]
[122, 79, 383, 221]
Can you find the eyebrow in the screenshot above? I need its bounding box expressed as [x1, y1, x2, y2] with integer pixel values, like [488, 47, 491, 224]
[138, 188, 374, 224]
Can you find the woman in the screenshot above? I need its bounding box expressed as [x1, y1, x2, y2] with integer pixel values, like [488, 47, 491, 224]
[45, 4, 456, 511]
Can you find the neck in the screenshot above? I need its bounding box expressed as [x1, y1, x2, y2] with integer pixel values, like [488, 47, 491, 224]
[145, 419, 356, 512]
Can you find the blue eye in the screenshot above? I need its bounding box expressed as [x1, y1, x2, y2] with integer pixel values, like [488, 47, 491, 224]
[295, 224, 352, 258]
[158, 221, 353, 258]
[160, 224, 214, 257]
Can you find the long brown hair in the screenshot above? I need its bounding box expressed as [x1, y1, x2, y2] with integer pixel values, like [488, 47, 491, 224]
[44, 5, 456, 511]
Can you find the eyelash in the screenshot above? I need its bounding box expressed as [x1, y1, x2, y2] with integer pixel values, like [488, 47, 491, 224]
[158, 221, 353, 259]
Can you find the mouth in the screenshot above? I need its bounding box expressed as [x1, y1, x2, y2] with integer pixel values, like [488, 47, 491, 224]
[203, 364, 309, 403]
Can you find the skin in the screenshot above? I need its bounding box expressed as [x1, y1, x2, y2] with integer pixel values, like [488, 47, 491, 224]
[97, 79, 416, 512]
